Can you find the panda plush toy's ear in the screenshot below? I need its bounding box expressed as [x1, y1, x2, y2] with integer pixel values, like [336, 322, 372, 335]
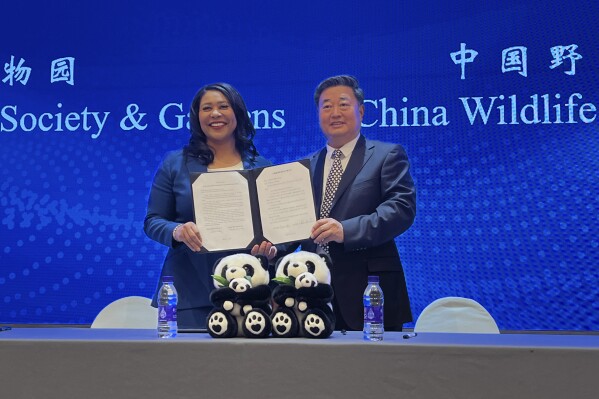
[254, 254, 269, 271]
[319, 253, 333, 270]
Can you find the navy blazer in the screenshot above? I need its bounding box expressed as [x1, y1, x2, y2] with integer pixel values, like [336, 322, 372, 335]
[144, 149, 272, 309]
[305, 135, 416, 330]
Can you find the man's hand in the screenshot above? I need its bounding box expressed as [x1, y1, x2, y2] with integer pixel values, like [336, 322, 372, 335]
[311, 218, 344, 245]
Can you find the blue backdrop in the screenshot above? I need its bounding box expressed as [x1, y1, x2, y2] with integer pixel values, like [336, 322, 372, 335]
[1, 0, 597, 330]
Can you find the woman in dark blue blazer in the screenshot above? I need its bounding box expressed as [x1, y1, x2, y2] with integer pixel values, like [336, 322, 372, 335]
[144, 83, 276, 329]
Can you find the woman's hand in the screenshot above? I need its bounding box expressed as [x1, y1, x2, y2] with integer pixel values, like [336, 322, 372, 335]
[251, 241, 277, 261]
[173, 222, 203, 252]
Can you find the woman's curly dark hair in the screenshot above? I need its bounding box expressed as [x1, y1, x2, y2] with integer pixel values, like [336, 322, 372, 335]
[184, 82, 258, 164]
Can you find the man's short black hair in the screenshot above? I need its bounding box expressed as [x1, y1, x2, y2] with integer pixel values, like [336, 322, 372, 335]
[314, 75, 365, 107]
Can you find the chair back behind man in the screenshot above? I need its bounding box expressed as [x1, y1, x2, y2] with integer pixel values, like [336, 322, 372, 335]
[414, 296, 500, 333]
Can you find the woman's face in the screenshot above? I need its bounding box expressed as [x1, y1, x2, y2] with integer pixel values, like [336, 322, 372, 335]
[198, 90, 237, 146]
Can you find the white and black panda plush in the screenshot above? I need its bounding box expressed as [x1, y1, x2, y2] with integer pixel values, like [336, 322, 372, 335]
[271, 251, 335, 338]
[206, 253, 272, 338]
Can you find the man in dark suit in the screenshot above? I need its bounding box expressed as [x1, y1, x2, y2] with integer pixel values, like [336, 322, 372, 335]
[305, 75, 416, 331]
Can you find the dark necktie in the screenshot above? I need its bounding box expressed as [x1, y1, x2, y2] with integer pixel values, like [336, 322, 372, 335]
[319, 149, 343, 253]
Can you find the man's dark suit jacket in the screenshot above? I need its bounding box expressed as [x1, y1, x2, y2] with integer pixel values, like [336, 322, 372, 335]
[303, 135, 416, 331]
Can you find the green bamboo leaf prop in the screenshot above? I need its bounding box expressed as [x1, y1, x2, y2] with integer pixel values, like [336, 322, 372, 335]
[211, 275, 229, 287]
[272, 276, 295, 285]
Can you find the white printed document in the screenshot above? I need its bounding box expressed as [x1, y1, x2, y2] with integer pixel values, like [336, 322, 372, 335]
[190, 160, 316, 252]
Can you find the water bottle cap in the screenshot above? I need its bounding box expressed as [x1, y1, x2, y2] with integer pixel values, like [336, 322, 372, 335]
[162, 275, 174, 283]
[368, 275, 379, 283]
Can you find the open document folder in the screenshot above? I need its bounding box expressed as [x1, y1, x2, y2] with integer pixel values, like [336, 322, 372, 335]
[190, 160, 316, 252]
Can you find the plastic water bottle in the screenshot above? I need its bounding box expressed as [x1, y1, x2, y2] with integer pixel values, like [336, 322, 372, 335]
[363, 275, 384, 341]
[158, 276, 178, 338]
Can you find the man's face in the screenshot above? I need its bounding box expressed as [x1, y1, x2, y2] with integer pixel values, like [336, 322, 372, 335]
[318, 85, 364, 148]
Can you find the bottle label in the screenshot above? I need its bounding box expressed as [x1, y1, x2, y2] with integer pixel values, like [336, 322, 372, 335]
[158, 304, 177, 322]
[364, 305, 383, 323]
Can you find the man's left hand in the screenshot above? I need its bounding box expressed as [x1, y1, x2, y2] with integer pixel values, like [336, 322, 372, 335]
[311, 218, 344, 245]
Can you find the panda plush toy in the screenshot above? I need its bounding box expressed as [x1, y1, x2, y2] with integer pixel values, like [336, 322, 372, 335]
[206, 253, 272, 338]
[271, 251, 335, 338]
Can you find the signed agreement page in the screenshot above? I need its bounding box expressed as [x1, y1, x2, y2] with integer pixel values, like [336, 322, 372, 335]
[192, 171, 253, 252]
[256, 162, 316, 244]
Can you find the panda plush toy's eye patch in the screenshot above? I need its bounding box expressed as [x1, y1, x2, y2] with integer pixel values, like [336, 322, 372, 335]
[220, 265, 229, 278]
[282, 261, 290, 277]
[305, 261, 316, 274]
[243, 264, 255, 277]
